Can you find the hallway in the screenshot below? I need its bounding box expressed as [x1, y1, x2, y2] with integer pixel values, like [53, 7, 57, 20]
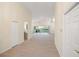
[0, 33, 59, 57]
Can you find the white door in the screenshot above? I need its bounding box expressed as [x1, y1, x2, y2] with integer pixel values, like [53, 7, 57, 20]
[11, 21, 19, 47]
[64, 4, 79, 57]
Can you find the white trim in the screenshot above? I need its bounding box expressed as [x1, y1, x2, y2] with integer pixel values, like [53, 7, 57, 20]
[0, 46, 12, 54]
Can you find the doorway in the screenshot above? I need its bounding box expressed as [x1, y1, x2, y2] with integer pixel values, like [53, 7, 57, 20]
[33, 26, 49, 33]
[24, 22, 28, 40]
[11, 22, 19, 47]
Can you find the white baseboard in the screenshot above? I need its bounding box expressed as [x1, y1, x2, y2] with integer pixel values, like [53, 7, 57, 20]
[55, 42, 62, 57]
[0, 41, 24, 54]
[0, 46, 12, 54]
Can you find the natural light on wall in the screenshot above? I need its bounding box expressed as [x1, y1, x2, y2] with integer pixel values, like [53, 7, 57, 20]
[24, 22, 28, 33]
[53, 18, 55, 22]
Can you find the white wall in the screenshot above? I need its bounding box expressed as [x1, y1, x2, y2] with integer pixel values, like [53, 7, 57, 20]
[32, 17, 50, 26]
[55, 3, 64, 56]
[49, 18, 55, 34]
[0, 3, 32, 54]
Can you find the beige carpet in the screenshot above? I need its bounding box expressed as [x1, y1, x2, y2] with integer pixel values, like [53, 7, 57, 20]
[0, 33, 59, 57]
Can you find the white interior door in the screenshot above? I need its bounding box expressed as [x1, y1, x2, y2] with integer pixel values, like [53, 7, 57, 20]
[64, 4, 79, 57]
[11, 21, 19, 47]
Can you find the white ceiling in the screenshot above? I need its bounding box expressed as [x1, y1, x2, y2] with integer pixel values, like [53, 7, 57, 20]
[22, 2, 55, 20]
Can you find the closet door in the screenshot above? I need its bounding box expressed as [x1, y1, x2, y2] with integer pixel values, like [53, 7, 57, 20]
[64, 3, 79, 57]
[11, 21, 19, 47]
